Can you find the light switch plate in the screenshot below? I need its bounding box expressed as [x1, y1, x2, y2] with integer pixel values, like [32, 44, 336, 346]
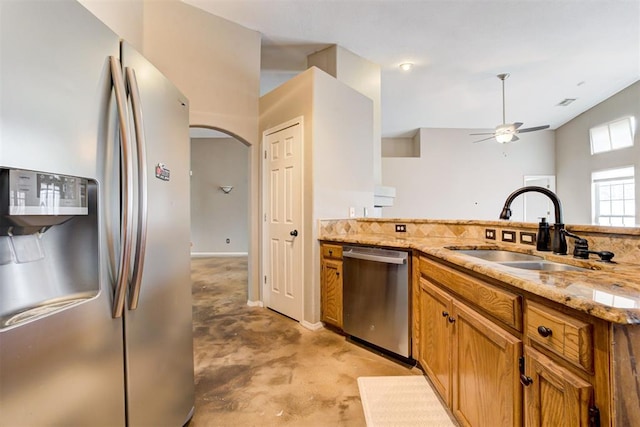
[501, 230, 516, 243]
[520, 232, 536, 245]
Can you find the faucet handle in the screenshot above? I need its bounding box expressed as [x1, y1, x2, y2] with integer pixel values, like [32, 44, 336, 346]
[594, 251, 615, 263]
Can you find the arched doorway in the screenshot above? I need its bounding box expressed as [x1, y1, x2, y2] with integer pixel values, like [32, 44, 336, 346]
[189, 126, 251, 300]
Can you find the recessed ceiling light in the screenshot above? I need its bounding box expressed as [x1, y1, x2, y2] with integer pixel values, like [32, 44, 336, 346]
[399, 62, 413, 71]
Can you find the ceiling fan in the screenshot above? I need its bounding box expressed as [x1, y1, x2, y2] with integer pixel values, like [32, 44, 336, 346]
[470, 73, 550, 143]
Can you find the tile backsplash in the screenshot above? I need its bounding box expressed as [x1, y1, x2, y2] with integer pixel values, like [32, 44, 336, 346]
[319, 218, 640, 265]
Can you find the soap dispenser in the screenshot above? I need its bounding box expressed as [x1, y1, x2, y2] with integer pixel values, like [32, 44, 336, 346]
[537, 217, 551, 251]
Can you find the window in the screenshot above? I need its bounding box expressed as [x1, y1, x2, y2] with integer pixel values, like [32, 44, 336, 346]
[590, 116, 635, 154]
[592, 166, 635, 226]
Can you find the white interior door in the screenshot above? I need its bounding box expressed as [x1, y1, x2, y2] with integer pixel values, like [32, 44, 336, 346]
[264, 121, 303, 320]
[523, 175, 557, 222]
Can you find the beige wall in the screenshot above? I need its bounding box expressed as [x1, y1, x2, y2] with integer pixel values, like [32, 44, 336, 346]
[308, 46, 382, 185]
[260, 67, 374, 325]
[382, 128, 556, 220]
[79, 0, 144, 50]
[556, 81, 640, 225]
[190, 137, 248, 254]
[141, 1, 260, 145]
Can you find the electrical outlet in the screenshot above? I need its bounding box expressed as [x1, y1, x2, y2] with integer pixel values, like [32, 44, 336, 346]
[485, 229, 496, 240]
[349, 207, 356, 218]
[395, 224, 407, 233]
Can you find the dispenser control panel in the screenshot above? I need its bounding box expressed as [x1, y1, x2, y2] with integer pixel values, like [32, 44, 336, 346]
[1, 169, 88, 216]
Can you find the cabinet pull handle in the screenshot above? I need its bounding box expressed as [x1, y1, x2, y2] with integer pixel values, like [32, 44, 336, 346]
[537, 326, 553, 337]
[442, 311, 449, 317]
[520, 374, 533, 387]
[448, 316, 456, 324]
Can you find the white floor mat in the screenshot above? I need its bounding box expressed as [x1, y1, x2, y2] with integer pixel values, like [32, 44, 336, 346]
[357, 376, 456, 427]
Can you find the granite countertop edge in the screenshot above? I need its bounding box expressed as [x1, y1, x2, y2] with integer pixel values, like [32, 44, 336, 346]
[320, 234, 640, 325]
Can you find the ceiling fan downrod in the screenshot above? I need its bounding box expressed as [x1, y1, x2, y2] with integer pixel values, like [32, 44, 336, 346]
[498, 73, 510, 125]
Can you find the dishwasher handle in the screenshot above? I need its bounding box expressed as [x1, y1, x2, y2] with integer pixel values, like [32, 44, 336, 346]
[343, 248, 407, 265]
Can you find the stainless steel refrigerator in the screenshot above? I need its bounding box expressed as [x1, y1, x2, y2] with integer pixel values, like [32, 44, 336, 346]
[0, 1, 195, 426]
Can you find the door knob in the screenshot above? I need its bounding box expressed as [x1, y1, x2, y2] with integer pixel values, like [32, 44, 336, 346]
[290, 230, 298, 237]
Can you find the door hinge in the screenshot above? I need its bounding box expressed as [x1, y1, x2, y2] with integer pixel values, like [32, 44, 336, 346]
[518, 356, 525, 374]
[264, 150, 267, 159]
[264, 275, 267, 284]
[589, 406, 600, 427]
[264, 213, 267, 222]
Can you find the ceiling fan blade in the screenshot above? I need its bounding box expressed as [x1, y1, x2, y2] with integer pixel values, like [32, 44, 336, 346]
[513, 122, 523, 130]
[517, 125, 550, 134]
[511, 135, 520, 142]
[469, 132, 496, 136]
[472, 135, 498, 143]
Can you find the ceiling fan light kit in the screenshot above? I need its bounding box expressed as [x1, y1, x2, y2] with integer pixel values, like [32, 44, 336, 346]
[471, 73, 550, 143]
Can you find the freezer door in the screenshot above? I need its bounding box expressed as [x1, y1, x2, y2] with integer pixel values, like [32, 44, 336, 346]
[120, 42, 195, 427]
[0, 1, 126, 426]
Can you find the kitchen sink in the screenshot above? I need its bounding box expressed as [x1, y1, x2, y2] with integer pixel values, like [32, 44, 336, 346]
[451, 248, 589, 272]
[452, 249, 543, 262]
[498, 261, 589, 272]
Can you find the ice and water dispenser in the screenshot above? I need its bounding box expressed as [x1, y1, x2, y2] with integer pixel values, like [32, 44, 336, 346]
[0, 168, 100, 328]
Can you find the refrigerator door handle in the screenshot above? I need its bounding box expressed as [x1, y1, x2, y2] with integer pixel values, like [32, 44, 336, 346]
[110, 56, 135, 319]
[125, 67, 148, 311]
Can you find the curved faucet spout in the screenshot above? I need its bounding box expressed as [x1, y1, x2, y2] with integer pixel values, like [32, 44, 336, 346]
[499, 186, 567, 255]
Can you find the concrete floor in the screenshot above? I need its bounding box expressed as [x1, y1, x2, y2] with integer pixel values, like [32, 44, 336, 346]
[188, 256, 422, 427]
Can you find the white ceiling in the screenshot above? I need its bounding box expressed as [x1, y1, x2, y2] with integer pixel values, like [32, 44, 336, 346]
[185, 0, 640, 138]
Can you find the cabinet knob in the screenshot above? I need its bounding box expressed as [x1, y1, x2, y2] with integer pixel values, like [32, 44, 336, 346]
[448, 316, 456, 324]
[520, 374, 533, 387]
[329, 250, 333, 256]
[442, 311, 449, 318]
[336, 271, 340, 277]
[537, 326, 553, 338]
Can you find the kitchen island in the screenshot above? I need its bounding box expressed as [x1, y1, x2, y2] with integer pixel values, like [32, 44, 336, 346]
[319, 218, 640, 427]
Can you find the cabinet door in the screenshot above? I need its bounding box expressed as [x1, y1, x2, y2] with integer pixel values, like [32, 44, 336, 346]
[524, 346, 592, 427]
[452, 300, 522, 427]
[419, 278, 454, 405]
[321, 259, 343, 328]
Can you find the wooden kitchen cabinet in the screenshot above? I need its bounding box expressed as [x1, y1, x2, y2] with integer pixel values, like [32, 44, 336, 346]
[522, 300, 608, 427]
[320, 244, 343, 328]
[418, 277, 453, 405]
[523, 346, 593, 427]
[418, 272, 522, 427]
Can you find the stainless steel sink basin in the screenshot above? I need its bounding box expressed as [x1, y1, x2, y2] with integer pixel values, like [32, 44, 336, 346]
[453, 249, 543, 262]
[451, 249, 589, 272]
[498, 261, 588, 272]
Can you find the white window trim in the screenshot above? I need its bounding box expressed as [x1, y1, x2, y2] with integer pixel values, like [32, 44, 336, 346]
[591, 166, 635, 226]
[589, 116, 636, 155]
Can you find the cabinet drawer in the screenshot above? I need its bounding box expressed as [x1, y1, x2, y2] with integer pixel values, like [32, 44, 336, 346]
[420, 257, 522, 331]
[322, 244, 342, 259]
[526, 301, 593, 372]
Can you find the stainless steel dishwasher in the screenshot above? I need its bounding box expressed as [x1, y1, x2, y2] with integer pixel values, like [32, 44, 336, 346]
[342, 246, 411, 358]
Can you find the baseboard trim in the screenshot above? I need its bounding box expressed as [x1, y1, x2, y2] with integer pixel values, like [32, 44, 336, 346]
[191, 252, 248, 258]
[246, 300, 264, 307]
[300, 320, 323, 331]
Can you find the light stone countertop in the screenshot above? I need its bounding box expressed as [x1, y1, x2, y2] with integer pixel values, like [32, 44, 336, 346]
[320, 233, 640, 325]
